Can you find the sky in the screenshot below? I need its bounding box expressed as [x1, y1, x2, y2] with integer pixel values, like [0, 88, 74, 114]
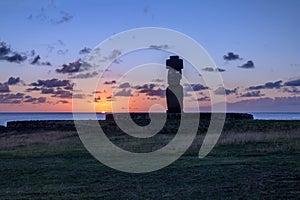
[0, 0, 299, 112]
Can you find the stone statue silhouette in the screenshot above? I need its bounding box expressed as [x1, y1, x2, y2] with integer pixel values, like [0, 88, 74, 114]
[166, 56, 183, 113]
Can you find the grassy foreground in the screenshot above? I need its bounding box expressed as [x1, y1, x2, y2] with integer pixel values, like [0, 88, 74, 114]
[0, 119, 299, 199]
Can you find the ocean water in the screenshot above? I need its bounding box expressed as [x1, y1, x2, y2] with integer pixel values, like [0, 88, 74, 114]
[0, 112, 299, 127]
[0, 112, 106, 127]
[251, 112, 300, 120]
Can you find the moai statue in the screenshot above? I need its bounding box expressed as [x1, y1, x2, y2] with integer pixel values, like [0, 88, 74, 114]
[166, 56, 183, 113]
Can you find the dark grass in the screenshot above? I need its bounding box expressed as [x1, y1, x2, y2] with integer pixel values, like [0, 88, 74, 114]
[0, 120, 299, 199]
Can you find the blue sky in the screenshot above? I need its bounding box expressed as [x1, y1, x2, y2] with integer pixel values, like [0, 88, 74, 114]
[0, 0, 299, 112]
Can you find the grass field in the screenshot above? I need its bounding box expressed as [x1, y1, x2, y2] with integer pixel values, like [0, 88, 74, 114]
[0, 119, 299, 199]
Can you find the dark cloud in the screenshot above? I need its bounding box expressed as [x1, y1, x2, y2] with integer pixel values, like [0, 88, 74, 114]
[70, 71, 98, 79]
[56, 61, 81, 74]
[238, 60, 255, 69]
[214, 87, 237, 95]
[202, 67, 226, 72]
[0, 84, 10, 93]
[0, 42, 11, 56]
[240, 91, 264, 97]
[7, 77, 21, 85]
[30, 78, 71, 88]
[104, 80, 117, 85]
[63, 84, 74, 91]
[0, 93, 24, 104]
[197, 96, 210, 101]
[135, 83, 156, 90]
[23, 97, 46, 104]
[40, 61, 52, 66]
[79, 47, 92, 54]
[185, 83, 209, 92]
[45, 88, 84, 99]
[3, 53, 27, 63]
[119, 82, 131, 88]
[248, 80, 282, 90]
[284, 79, 300, 86]
[141, 88, 165, 98]
[223, 52, 241, 61]
[133, 84, 165, 98]
[25, 87, 41, 92]
[94, 96, 101, 103]
[114, 89, 132, 97]
[0, 41, 26, 63]
[31, 55, 40, 64]
[0, 93, 46, 104]
[30, 55, 51, 66]
[41, 88, 55, 94]
[106, 96, 116, 101]
[50, 89, 72, 99]
[56, 100, 69, 104]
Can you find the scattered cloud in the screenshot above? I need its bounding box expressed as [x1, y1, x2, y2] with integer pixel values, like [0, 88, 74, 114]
[28, 3, 73, 25]
[214, 87, 237, 95]
[238, 60, 255, 69]
[41, 88, 55, 94]
[114, 89, 132, 97]
[52, 11, 73, 24]
[0, 83, 10, 93]
[0, 93, 46, 104]
[73, 94, 85, 99]
[106, 96, 116, 101]
[0, 93, 24, 104]
[79, 47, 92, 54]
[92, 90, 105, 94]
[30, 55, 51, 66]
[56, 61, 81, 74]
[0, 41, 27, 63]
[7, 77, 21, 85]
[282, 87, 300, 95]
[104, 80, 117, 85]
[94, 96, 101, 103]
[23, 96, 46, 104]
[223, 52, 241, 61]
[197, 96, 210, 101]
[31, 55, 40, 65]
[284, 79, 300, 86]
[56, 100, 69, 104]
[248, 80, 282, 90]
[99, 49, 122, 63]
[151, 79, 164, 83]
[70, 71, 98, 79]
[240, 91, 264, 97]
[57, 49, 68, 55]
[185, 83, 209, 92]
[30, 78, 71, 88]
[118, 82, 131, 88]
[149, 44, 169, 49]
[202, 67, 226, 72]
[26, 87, 41, 92]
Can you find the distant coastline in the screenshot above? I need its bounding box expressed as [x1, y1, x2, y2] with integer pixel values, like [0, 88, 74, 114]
[0, 112, 300, 127]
